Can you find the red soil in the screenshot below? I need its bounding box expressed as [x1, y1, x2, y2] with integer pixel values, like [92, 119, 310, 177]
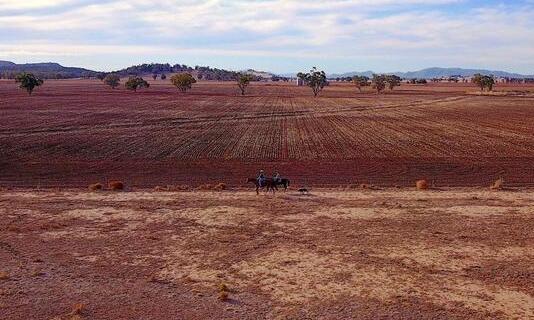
[1, 79, 533, 188]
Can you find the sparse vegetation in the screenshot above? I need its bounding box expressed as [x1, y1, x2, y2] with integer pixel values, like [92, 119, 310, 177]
[15, 72, 44, 95]
[219, 283, 228, 291]
[472, 74, 495, 91]
[196, 183, 227, 191]
[125, 76, 150, 91]
[352, 75, 370, 92]
[218, 283, 230, 301]
[297, 67, 327, 97]
[385, 75, 401, 90]
[0, 271, 9, 280]
[170, 73, 197, 93]
[236, 73, 253, 95]
[103, 74, 120, 89]
[372, 74, 386, 93]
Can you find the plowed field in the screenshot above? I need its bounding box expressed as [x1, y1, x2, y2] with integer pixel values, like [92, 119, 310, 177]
[1, 80, 533, 188]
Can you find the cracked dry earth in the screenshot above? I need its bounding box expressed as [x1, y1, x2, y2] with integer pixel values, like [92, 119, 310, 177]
[1, 189, 533, 319]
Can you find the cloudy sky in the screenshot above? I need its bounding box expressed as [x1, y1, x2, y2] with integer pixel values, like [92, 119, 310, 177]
[1, 0, 533, 73]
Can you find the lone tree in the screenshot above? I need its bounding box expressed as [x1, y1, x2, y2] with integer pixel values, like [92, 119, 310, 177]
[352, 75, 370, 92]
[472, 73, 495, 91]
[152, 74, 158, 80]
[170, 73, 197, 93]
[160, 73, 167, 80]
[385, 75, 401, 90]
[236, 73, 253, 95]
[297, 67, 327, 97]
[372, 74, 386, 94]
[103, 74, 121, 89]
[125, 76, 150, 92]
[15, 73, 43, 95]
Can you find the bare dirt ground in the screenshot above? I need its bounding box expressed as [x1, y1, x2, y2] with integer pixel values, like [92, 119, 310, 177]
[1, 188, 533, 319]
[1, 80, 534, 188]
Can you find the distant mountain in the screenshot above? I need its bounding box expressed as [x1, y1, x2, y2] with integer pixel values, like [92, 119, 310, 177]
[329, 67, 534, 79]
[0, 61, 99, 79]
[0, 60, 16, 67]
[2, 61, 532, 80]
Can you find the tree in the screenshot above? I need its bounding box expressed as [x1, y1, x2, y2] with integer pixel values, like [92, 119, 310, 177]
[297, 67, 327, 97]
[372, 74, 386, 94]
[103, 74, 121, 89]
[152, 74, 158, 80]
[170, 73, 197, 93]
[15, 73, 43, 95]
[160, 73, 167, 80]
[96, 73, 107, 81]
[385, 75, 401, 90]
[125, 76, 150, 91]
[236, 73, 253, 95]
[352, 75, 370, 92]
[472, 73, 495, 91]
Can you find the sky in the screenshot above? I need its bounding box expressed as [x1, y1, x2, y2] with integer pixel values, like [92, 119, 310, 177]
[1, 0, 533, 74]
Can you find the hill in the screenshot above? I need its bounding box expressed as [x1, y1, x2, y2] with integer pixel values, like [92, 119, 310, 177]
[329, 67, 534, 79]
[0, 61, 98, 79]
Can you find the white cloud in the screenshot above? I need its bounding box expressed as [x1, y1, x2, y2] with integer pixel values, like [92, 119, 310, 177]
[0, 0, 74, 10]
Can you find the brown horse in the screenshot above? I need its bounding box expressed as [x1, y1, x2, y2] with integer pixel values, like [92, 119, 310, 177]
[247, 178, 276, 195]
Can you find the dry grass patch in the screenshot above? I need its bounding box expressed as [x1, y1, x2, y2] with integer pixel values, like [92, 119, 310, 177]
[218, 283, 230, 301]
[71, 303, 85, 315]
[0, 271, 9, 280]
[196, 183, 227, 191]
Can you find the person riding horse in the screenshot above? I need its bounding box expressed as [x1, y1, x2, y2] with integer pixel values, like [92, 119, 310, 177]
[257, 170, 266, 187]
[273, 172, 281, 184]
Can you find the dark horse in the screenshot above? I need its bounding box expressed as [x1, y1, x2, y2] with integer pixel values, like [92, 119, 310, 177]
[247, 178, 276, 195]
[273, 178, 290, 191]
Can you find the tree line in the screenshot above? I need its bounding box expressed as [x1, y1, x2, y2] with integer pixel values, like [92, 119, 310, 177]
[13, 68, 500, 96]
[13, 72, 255, 95]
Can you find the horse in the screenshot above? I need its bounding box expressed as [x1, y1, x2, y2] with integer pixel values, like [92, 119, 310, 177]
[247, 177, 276, 195]
[273, 178, 290, 191]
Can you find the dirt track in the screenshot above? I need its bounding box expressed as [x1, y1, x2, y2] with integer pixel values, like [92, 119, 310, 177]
[1, 80, 534, 188]
[1, 189, 533, 319]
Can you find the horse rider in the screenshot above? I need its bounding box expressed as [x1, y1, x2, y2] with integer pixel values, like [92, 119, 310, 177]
[257, 170, 266, 187]
[273, 172, 281, 184]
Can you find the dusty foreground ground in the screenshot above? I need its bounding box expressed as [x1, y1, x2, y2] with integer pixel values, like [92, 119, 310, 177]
[1, 189, 533, 319]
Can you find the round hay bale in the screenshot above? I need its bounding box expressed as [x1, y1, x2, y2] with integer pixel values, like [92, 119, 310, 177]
[88, 183, 103, 191]
[108, 181, 124, 191]
[215, 183, 227, 191]
[416, 180, 429, 190]
[490, 177, 504, 190]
